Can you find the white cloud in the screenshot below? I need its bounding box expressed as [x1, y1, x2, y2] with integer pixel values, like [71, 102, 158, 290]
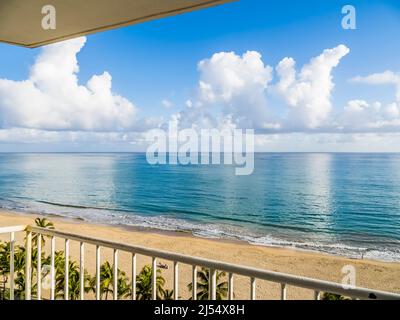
[350, 70, 400, 103]
[351, 71, 400, 90]
[345, 71, 400, 131]
[275, 45, 350, 129]
[0, 37, 139, 132]
[253, 132, 400, 152]
[175, 45, 400, 137]
[175, 45, 350, 133]
[161, 99, 173, 109]
[337, 99, 400, 132]
[185, 100, 193, 108]
[0, 127, 149, 146]
[196, 51, 274, 129]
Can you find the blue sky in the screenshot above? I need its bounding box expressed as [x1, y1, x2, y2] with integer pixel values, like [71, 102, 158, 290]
[0, 0, 400, 152]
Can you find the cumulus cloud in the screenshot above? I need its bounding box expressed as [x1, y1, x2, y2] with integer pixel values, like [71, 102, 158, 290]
[275, 45, 350, 129]
[174, 45, 350, 133]
[345, 71, 400, 131]
[174, 45, 400, 137]
[0, 37, 138, 132]
[195, 51, 274, 129]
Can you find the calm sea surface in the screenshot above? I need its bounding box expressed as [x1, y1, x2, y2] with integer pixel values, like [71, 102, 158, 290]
[0, 153, 399, 261]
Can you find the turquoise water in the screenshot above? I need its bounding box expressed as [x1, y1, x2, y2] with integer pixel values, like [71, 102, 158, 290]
[0, 153, 399, 261]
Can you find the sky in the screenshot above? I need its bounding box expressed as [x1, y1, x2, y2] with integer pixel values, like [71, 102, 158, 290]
[0, 0, 400, 152]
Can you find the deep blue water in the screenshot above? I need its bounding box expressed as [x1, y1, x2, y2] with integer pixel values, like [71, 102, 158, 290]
[0, 153, 399, 261]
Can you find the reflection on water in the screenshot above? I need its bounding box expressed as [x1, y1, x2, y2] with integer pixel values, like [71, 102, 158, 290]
[303, 153, 333, 233]
[0, 153, 399, 261]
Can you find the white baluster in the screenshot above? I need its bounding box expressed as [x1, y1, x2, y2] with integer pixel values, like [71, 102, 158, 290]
[64, 239, 69, 300]
[132, 253, 136, 300]
[96, 245, 101, 300]
[281, 283, 287, 300]
[113, 249, 118, 300]
[152, 257, 157, 300]
[37, 234, 42, 300]
[25, 231, 32, 300]
[50, 236, 55, 300]
[228, 273, 234, 300]
[80, 242, 85, 300]
[192, 266, 197, 300]
[174, 261, 179, 300]
[9, 232, 15, 300]
[210, 269, 217, 300]
[250, 277, 256, 300]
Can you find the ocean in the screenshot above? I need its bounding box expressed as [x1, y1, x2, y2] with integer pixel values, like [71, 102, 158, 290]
[0, 153, 399, 261]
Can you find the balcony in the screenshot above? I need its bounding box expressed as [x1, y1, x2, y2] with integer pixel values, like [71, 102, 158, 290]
[1, 224, 399, 301]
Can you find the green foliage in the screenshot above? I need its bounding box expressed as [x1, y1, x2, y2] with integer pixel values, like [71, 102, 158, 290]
[135, 265, 166, 300]
[1, 217, 233, 301]
[50, 251, 85, 300]
[187, 267, 228, 300]
[322, 292, 351, 300]
[0, 218, 57, 300]
[32, 218, 55, 247]
[162, 289, 174, 300]
[0, 241, 11, 275]
[85, 261, 132, 300]
[0, 240, 35, 300]
[117, 272, 132, 298]
[34, 218, 55, 229]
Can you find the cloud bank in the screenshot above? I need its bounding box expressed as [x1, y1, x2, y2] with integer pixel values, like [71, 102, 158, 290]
[175, 45, 351, 133]
[175, 44, 400, 137]
[1, 37, 400, 151]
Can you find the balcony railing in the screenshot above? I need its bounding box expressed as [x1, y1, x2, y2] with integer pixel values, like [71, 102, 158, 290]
[1, 225, 399, 300]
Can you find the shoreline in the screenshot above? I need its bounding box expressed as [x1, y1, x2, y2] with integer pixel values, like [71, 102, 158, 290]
[1, 207, 396, 264]
[1, 209, 400, 299]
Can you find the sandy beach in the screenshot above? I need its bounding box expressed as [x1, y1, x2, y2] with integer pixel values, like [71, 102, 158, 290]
[1, 210, 399, 300]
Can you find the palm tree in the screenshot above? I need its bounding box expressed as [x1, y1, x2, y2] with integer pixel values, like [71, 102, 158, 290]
[12, 246, 38, 300]
[32, 218, 55, 247]
[99, 261, 113, 300]
[0, 242, 30, 300]
[34, 218, 54, 229]
[135, 265, 165, 300]
[0, 242, 9, 300]
[85, 262, 131, 300]
[13, 246, 29, 300]
[0, 242, 11, 276]
[0, 218, 57, 300]
[188, 267, 228, 300]
[322, 292, 350, 300]
[117, 272, 132, 299]
[55, 260, 82, 300]
[162, 289, 174, 300]
[51, 251, 93, 300]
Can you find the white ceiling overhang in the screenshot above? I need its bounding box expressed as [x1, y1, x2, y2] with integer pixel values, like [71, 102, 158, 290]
[0, 0, 234, 48]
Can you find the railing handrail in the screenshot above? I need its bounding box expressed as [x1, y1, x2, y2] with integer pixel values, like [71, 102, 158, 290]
[0, 225, 27, 234]
[26, 225, 400, 300]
